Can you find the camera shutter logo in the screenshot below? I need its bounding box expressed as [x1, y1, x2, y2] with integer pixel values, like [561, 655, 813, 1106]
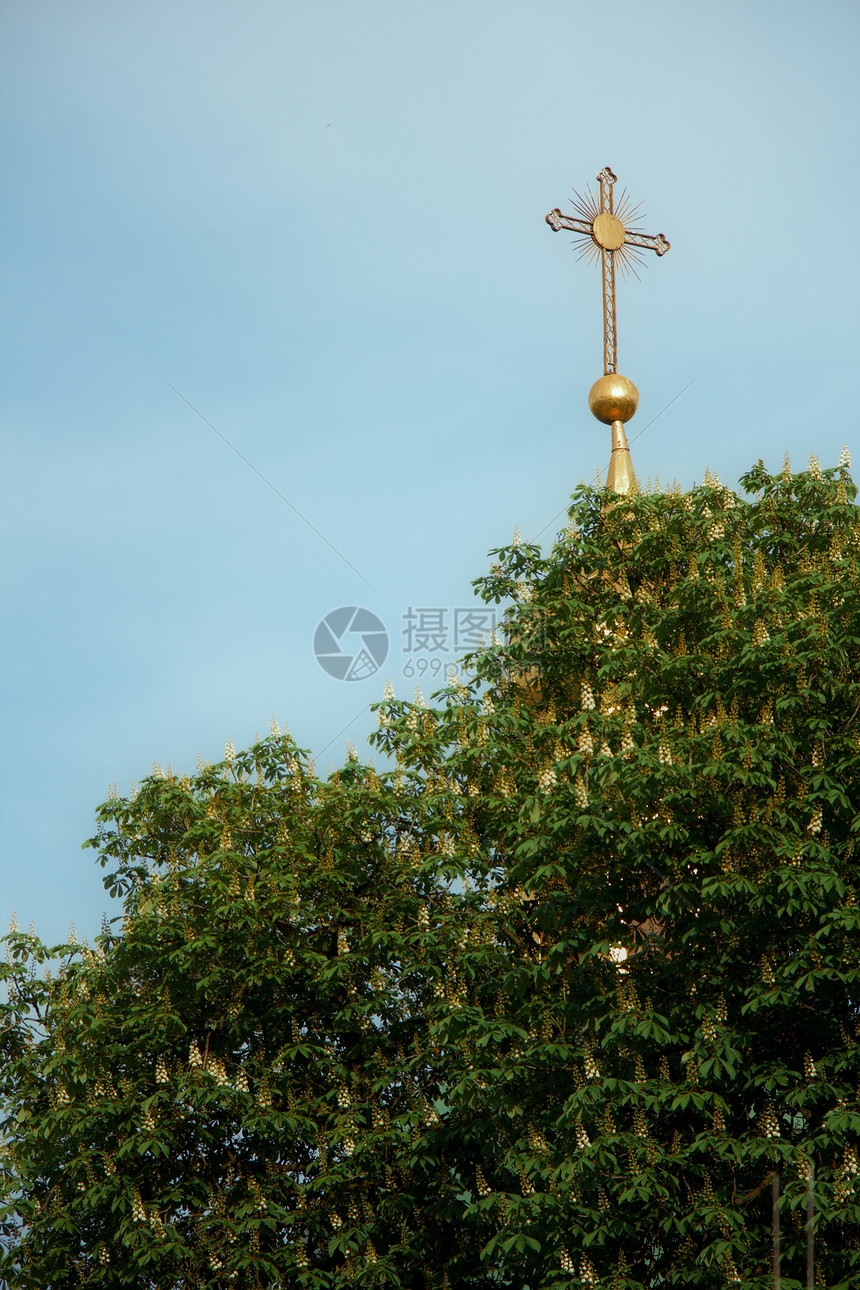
[313, 607, 389, 681]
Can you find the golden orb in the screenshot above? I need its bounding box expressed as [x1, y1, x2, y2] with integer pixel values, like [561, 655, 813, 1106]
[588, 373, 639, 425]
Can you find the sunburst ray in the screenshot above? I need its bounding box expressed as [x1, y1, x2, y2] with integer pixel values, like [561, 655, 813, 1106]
[570, 185, 600, 224]
[574, 241, 602, 269]
[613, 188, 643, 222]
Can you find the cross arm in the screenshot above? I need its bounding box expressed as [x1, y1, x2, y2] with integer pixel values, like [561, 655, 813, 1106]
[623, 230, 671, 257]
[545, 209, 593, 236]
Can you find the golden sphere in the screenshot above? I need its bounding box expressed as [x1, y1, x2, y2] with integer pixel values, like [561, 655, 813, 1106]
[588, 373, 639, 425]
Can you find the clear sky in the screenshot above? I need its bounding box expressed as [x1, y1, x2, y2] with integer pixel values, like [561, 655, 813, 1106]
[2, 0, 858, 948]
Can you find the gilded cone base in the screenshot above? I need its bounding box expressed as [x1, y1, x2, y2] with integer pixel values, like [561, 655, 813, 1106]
[605, 420, 638, 495]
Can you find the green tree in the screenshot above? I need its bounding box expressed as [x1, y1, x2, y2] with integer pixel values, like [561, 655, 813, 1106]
[0, 732, 501, 1286]
[2, 455, 859, 1288]
[412, 453, 860, 1288]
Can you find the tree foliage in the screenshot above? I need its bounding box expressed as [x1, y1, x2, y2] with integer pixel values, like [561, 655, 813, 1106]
[2, 456, 859, 1288]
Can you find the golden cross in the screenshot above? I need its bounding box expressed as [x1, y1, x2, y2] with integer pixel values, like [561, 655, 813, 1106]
[546, 166, 670, 376]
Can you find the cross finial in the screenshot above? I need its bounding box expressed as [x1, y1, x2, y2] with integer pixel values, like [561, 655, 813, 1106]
[546, 167, 670, 494]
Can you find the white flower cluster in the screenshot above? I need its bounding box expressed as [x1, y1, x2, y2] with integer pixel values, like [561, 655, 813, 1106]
[580, 1255, 598, 1285]
[752, 620, 770, 647]
[722, 1255, 741, 1283]
[538, 765, 557, 791]
[528, 1125, 549, 1154]
[759, 1102, 780, 1140]
[496, 767, 516, 798]
[208, 1057, 230, 1088]
[835, 1146, 860, 1203]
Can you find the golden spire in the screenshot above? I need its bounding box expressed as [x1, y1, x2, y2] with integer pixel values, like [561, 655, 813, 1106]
[546, 166, 670, 494]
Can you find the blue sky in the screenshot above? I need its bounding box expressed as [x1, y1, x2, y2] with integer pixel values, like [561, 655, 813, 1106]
[2, 0, 858, 947]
